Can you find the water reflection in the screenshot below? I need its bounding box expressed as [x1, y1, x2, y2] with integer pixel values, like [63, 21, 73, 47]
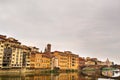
[0, 70, 120, 80]
[28, 73, 79, 80]
[102, 70, 120, 78]
[52, 73, 79, 80]
[0, 73, 89, 80]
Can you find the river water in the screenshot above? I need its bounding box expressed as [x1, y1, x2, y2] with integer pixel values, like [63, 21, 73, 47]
[0, 70, 120, 80]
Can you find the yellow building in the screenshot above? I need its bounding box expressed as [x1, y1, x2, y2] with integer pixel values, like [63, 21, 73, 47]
[0, 35, 23, 68]
[53, 51, 68, 70]
[64, 51, 79, 70]
[0, 35, 31, 68]
[30, 52, 51, 69]
[53, 51, 79, 70]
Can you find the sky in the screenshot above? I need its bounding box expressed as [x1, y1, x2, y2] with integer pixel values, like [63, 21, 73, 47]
[0, 0, 120, 64]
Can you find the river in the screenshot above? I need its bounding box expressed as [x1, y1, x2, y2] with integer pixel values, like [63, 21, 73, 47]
[0, 69, 120, 80]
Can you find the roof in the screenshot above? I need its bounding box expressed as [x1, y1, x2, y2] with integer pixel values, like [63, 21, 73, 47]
[0, 35, 6, 40]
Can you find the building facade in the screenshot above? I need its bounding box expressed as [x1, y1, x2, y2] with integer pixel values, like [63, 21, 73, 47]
[53, 51, 68, 70]
[30, 52, 51, 69]
[53, 51, 79, 70]
[0, 35, 31, 68]
[79, 57, 85, 68]
[64, 51, 79, 70]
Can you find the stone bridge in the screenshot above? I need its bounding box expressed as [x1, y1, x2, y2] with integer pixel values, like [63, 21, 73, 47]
[111, 65, 120, 69]
[80, 65, 119, 70]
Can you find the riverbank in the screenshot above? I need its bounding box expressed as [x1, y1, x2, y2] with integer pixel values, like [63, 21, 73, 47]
[0, 68, 79, 74]
[0, 66, 119, 74]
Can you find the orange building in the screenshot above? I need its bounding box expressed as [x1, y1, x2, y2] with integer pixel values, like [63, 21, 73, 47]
[53, 51, 68, 70]
[64, 51, 79, 70]
[30, 52, 51, 69]
[53, 51, 79, 70]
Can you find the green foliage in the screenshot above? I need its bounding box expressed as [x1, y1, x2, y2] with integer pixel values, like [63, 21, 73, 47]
[102, 67, 115, 71]
[82, 67, 95, 71]
[50, 67, 60, 73]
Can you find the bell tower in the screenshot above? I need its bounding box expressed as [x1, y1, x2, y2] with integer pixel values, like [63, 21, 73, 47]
[47, 44, 51, 53]
[44, 44, 51, 53]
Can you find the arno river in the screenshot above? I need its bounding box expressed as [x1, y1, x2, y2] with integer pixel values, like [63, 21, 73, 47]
[0, 70, 120, 80]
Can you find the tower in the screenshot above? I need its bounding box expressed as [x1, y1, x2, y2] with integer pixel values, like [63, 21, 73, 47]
[44, 44, 51, 53]
[47, 44, 51, 53]
[106, 58, 110, 67]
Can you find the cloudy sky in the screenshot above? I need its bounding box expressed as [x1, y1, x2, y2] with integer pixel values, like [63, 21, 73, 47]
[0, 0, 120, 64]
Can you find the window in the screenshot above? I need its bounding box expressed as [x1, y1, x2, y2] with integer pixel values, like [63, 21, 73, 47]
[13, 54, 15, 56]
[27, 64, 30, 66]
[36, 64, 40, 66]
[72, 64, 75, 66]
[1, 45, 3, 47]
